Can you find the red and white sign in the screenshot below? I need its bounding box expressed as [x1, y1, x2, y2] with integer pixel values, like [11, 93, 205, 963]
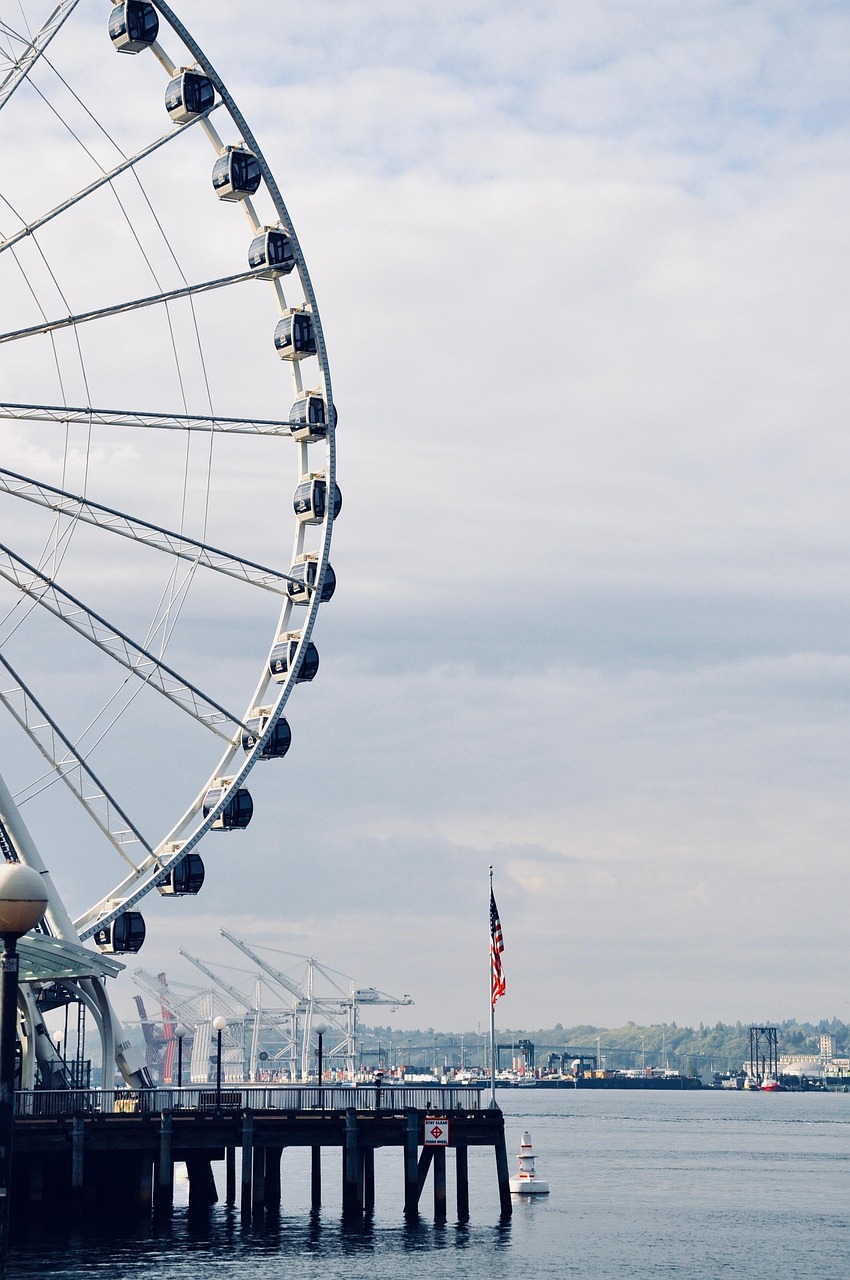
[423, 1117, 450, 1146]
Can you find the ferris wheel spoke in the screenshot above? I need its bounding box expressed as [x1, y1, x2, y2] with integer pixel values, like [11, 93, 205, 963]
[0, 542, 246, 737]
[0, 105, 223, 257]
[0, 1, 338, 974]
[0, 0, 81, 114]
[0, 269, 261, 345]
[0, 402, 293, 436]
[0, 467, 303, 594]
[0, 653, 151, 868]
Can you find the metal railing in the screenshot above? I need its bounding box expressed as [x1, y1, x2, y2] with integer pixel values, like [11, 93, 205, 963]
[15, 1082, 483, 1118]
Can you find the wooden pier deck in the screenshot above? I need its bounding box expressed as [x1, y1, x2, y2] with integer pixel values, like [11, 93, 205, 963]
[11, 1085, 513, 1221]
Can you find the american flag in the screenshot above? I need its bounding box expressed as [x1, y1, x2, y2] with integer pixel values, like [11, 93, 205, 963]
[490, 888, 505, 1007]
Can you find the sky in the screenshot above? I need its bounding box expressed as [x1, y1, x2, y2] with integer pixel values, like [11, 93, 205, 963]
[2, 0, 850, 1034]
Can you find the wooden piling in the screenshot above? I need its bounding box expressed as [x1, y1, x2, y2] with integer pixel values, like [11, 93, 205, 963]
[493, 1124, 512, 1217]
[251, 1143, 265, 1217]
[71, 1115, 84, 1210]
[433, 1147, 447, 1219]
[28, 1154, 43, 1207]
[186, 1154, 218, 1207]
[264, 1146, 282, 1211]
[154, 1111, 173, 1213]
[225, 1144, 236, 1205]
[455, 1145, 469, 1221]
[311, 1145, 322, 1209]
[342, 1108, 361, 1214]
[363, 1147, 375, 1212]
[415, 1145, 434, 1206]
[135, 1153, 153, 1209]
[404, 1109, 419, 1216]
[241, 1110, 253, 1219]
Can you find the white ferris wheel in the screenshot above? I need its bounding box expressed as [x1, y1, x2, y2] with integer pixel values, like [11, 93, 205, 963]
[0, 0, 338, 1085]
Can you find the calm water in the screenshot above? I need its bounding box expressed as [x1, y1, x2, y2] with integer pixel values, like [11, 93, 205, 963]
[9, 1089, 850, 1278]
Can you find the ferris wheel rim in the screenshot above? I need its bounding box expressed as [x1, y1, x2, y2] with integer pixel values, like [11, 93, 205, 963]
[0, 0, 338, 947]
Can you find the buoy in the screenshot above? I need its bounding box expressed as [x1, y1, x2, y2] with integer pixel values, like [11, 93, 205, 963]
[509, 1130, 550, 1195]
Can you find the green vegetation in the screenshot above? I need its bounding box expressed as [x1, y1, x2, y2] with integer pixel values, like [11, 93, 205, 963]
[360, 1018, 848, 1074]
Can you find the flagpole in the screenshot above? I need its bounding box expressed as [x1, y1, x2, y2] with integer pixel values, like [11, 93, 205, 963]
[489, 864, 497, 1109]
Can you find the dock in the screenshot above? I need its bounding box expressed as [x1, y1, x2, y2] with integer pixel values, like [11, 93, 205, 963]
[11, 1084, 512, 1221]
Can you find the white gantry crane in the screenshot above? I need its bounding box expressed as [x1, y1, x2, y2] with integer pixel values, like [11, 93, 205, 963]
[134, 939, 413, 1082]
[220, 929, 413, 1079]
[179, 949, 298, 1080]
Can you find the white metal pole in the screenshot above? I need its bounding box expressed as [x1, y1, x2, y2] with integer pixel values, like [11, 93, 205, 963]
[489, 865, 497, 1108]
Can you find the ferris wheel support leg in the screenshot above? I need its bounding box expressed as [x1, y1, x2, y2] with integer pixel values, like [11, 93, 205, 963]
[77, 976, 150, 1091]
[0, 769, 78, 942]
[17, 986, 44, 1089]
[0, 772, 149, 1086]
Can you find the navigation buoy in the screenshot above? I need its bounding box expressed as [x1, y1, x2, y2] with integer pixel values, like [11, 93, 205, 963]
[509, 1130, 550, 1195]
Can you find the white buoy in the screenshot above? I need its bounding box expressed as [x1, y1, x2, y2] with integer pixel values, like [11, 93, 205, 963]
[509, 1130, 550, 1195]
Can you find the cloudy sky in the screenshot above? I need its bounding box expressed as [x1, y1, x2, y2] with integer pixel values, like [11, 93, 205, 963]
[3, 0, 850, 1034]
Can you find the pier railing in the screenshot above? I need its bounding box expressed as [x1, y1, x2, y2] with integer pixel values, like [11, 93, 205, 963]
[14, 1082, 483, 1118]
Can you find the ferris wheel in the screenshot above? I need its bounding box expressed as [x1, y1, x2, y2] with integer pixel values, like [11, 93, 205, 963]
[0, 1, 337, 1083]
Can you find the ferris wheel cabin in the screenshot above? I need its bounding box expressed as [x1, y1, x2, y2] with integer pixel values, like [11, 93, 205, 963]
[93, 911, 146, 954]
[288, 392, 329, 442]
[275, 313, 318, 362]
[165, 70, 216, 123]
[248, 228, 295, 278]
[241, 712, 293, 759]
[293, 477, 342, 524]
[286, 554, 336, 605]
[269, 638, 320, 684]
[158, 853, 206, 896]
[212, 147, 262, 202]
[108, 1, 159, 53]
[203, 785, 254, 830]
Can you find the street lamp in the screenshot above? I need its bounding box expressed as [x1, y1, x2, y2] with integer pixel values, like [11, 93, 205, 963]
[212, 1015, 226, 1114]
[314, 1021, 328, 1107]
[175, 1025, 188, 1092]
[0, 863, 48, 1280]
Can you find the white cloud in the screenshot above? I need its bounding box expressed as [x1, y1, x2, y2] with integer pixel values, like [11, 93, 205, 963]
[4, 0, 850, 1033]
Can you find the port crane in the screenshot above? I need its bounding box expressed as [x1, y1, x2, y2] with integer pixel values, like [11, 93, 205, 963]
[134, 968, 221, 1083]
[220, 929, 413, 1079]
[179, 948, 298, 1080]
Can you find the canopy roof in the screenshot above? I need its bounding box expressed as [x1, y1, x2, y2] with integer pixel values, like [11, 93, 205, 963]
[17, 933, 124, 983]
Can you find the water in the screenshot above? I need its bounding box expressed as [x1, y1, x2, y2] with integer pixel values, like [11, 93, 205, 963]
[9, 1090, 850, 1278]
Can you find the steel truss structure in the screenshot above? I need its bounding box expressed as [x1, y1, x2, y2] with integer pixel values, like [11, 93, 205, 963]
[134, 938, 413, 1083]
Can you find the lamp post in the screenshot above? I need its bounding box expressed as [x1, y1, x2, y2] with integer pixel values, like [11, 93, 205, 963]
[0, 863, 48, 1280]
[314, 1021, 328, 1109]
[176, 1029, 185, 1091]
[212, 1015, 226, 1114]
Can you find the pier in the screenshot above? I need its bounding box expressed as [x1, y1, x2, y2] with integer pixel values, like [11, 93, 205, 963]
[11, 1084, 512, 1221]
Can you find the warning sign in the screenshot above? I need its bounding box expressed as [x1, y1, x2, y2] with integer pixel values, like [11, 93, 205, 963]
[423, 1117, 450, 1146]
